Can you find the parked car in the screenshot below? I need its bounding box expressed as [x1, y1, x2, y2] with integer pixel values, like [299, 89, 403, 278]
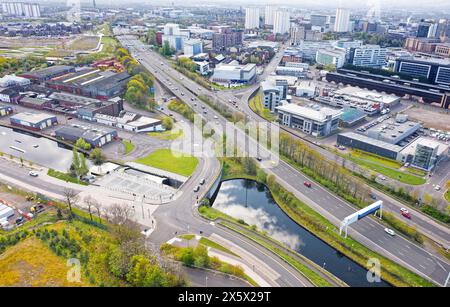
[304, 181, 312, 188]
[384, 228, 395, 236]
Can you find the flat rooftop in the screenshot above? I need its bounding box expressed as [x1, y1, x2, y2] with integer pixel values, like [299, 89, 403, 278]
[276, 103, 342, 122]
[10, 112, 55, 124]
[366, 119, 421, 143]
[339, 132, 404, 152]
[400, 137, 449, 156]
[49, 92, 101, 106]
[333, 86, 400, 105]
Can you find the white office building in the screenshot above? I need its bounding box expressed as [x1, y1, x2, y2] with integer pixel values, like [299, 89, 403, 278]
[212, 61, 256, 84]
[245, 7, 260, 29]
[273, 9, 290, 34]
[348, 45, 387, 68]
[316, 48, 346, 68]
[183, 39, 203, 57]
[276, 103, 342, 137]
[264, 6, 276, 26]
[261, 79, 288, 112]
[334, 8, 350, 32]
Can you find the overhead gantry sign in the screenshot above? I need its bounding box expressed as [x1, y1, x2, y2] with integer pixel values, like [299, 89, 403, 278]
[339, 200, 383, 238]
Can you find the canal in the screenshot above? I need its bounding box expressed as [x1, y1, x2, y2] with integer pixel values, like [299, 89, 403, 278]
[212, 179, 390, 287]
[0, 125, 73, 172]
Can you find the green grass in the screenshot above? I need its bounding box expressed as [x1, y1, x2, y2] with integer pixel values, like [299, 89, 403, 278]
[134, 148, 198, 177]
[198, 237, 238, 257]
[147, 129, 183, 141]
[248, 92, 277, 121]
[122, 140, 135, 155]
[445, 190, 450, 203]
[178, 234, 195, 240]
[47, 169, 88, 186]
[346, 153, 426, 185]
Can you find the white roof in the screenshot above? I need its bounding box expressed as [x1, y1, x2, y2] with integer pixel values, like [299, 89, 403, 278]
[11, 112, 55, 124]
[126, 116, 161, 128]
[334, 86, 400, 105]
[276, 103, 342, 122]
[400, 137, 449, 156]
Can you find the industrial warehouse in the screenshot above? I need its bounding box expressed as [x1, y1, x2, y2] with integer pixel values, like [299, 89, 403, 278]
[9, 112, 58, 131]
[55, 125, 118, 148]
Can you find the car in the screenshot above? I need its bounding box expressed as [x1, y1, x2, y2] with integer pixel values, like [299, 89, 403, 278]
[369, 193, 377, 200]
[193, 186, 200, 193]
[400, 207, 408, 213]
[193, 102, 197, 106]
[434, 185, 441, 191]
[169, 113, 174, 117]
[401, 210, 412, 219]
[384, 228, 395, 236]
[15, 217, 24, 226]
[214, 115, 218, 119]
[304, 181, 312, 188]
[191, 97, 195, 101]
[256, 157, 262, 162]
[141, 229, 152, 237]
[28, 171, 39, 177]
[199, 178, 206, 185]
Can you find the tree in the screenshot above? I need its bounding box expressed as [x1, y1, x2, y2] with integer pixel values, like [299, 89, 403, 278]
[162, 40, 172, 56]
[89, 148, 105, 165]
[162, 116, 174, 130]
[63, 188, 79, 218]
[193, 245, 209, 268]
[79, 153, 89, 178]
[70, 147, 81, 177]
[180, 248, 195, 266]
[75, 138, 91, 150]
[83, 195, 98, 221]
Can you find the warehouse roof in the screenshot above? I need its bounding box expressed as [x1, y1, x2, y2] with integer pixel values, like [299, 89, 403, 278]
[55, 125, 115, 142]
[338, 132, 403, 152]
[10, 112, 56, 124]
[49, 92, 101, 106]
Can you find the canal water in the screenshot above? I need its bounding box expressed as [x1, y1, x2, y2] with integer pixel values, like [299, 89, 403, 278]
[0, 126, 73, 172]
[212, 179, 390, 287]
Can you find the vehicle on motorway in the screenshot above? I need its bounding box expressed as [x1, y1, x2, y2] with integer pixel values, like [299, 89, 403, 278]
[194, 102, 197, 106]
[201, 105, 205, 109]
[141, 229, 152, 237]
[28, 171, 39, 177]
[193, 186, 200, 192]
[169, 113, 173, 117]
[191, 97, 195, 101]
[214, 115, 218, 119]
[199, 178, 205, 185]
[401, 209, 412, 219]
[384, 228, 395, 236]
[203, 110, 207, 114]
[304, 181, 312, 188]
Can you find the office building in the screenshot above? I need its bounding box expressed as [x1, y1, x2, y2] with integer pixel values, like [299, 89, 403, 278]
[276, 103, 342, 137]
[212, 61, 256, 84]
[348, 45, 387, 68]
[261, 79, 288, 112]
[401, 137, 448, 171]
[394, 58, 450, 86]
[417, 22, 431, 38]
[273, 9, 290, 34]
[366, 117, 421, 145]
[245, 7, 260, 29]
[310, 14, 328, 27]
[316, 48, 346, 68]
[334, 8, 350, 32]
[404, 37, 439, 53]
[435, 44, 450, 57]
[183, 39, 203, 57]
[337, 132, 403, 160]
[1, 2, 40, 18]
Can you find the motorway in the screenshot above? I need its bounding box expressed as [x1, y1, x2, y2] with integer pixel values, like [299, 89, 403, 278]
[120, 35, 450, 286]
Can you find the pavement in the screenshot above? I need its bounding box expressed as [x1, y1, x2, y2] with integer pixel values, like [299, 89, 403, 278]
[119, 35, 450, 287]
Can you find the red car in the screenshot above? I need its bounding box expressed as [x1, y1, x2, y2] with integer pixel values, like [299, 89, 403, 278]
[401, 210, 412, 219]
[304, 181, 312, 188]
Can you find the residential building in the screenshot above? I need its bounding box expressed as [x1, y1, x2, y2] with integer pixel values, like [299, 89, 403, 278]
[273, 9, 290, 34]
[348, 45, 387, 68]
[435, 44, 450, 57]
[9, 112, 58, 131]
[276, 103, 342, 137]
[264, 6, 276, 26]
[316, 48, 346, 68]
[290, 25, 305, 46]
[334, 8, 350, 32]
[245, 7, 260, 29]
[310, 14, 328, 28]
[261, 79, 288, 112]
[212, 28, 243, 50]
[404, 37, 440, 53]
[1, 2, 40, 18]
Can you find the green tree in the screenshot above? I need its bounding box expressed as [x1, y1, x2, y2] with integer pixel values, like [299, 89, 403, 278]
[75, 138, 91, 150]
[180, 248, 195, 266]
[193, 245, 209, 268]
[162, 116, 174, 130]
[162, 41, 172, 57]
[79, 153, 89, 177]
[89, 148, 105, 165]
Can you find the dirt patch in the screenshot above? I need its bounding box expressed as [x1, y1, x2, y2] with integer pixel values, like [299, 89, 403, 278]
[403, 106, 450, 131]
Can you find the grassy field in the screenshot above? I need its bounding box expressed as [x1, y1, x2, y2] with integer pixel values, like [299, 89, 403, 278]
[122, 140, 135, 155]
[134, 148, 198, 177]
[0, 237, 89, 287]
[68, 36, 100, 51]
[346, 151, 426, 185]
[147, 129, 183, 141]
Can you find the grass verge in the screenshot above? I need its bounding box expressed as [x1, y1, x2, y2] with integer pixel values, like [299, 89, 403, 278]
[47, 169, 88, 186]
[122, 140, 135, 155]
[134, 148, 198, 177]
